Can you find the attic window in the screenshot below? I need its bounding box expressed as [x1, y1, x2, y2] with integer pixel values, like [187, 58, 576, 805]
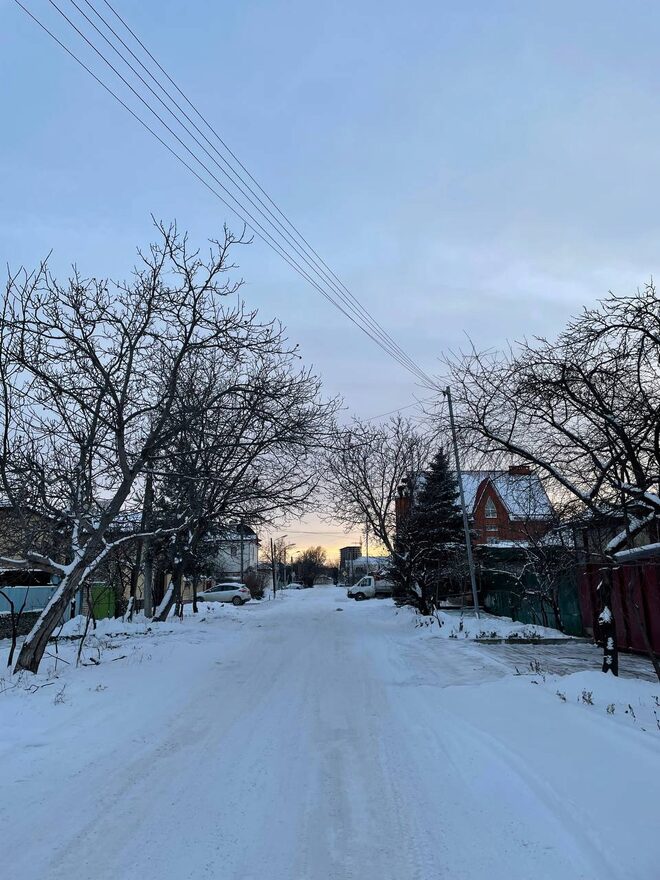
[485, 497, 497, 519]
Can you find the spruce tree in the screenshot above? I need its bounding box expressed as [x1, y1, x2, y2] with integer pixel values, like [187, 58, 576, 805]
[409, 448, 464, 611]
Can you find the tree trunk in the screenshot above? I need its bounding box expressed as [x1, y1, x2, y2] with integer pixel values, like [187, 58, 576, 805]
[599, 566, 619, 676]
[153, 566, 183, 623]
[14, 557, 90, 674]
[192, 572, 199, 614]
[126, 539, 143, 622]
[174, 572, 184, 619]
[143, 544, 154, 618]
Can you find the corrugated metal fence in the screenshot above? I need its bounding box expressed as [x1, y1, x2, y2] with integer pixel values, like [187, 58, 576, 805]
[580, 562, 660, 654]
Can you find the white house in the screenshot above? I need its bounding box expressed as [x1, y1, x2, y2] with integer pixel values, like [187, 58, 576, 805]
[212, 525, 259, 581]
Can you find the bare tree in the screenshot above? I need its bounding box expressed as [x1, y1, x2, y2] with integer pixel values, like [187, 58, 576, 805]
[151, 345, 338, 621]
[324, 416, 433, 555]
[0, 222, 277, 673]
[446, 283, 660, 675]
[294, 546, 327, 587]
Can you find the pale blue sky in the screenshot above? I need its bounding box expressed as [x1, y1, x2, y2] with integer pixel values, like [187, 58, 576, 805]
[3, 1, 660, 549]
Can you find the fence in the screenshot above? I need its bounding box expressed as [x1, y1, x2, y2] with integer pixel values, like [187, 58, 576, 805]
[0, 582, 116, 631]
[480, 568, 584, 636]
[0, 585, 60, 615]
[580, 561, 660, 654]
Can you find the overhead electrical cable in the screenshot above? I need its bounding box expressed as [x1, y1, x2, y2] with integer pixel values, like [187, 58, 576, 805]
[16, 0, 423, 384]
[13, 0, 439, 390]
[73, 0, 431, 388]
[91, 0, 436, 388]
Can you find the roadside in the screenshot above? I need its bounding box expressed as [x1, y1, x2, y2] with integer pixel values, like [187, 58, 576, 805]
[2, 587, 659, 880]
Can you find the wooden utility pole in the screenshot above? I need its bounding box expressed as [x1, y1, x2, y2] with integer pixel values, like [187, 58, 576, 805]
[240, 524, 245, 583]
[142, 464, 154, 618]
[270, 537, 277, 598]
[445, 385, 480, 618]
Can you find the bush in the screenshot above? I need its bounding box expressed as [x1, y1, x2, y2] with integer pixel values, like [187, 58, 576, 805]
[244, 570, 266, 600]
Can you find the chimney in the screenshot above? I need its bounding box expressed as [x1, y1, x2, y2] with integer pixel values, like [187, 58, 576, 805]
[508, 464, 531, 476]
[395, 493, 411, 525]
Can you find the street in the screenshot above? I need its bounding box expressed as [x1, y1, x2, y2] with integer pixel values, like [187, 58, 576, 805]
[2, 587, 659, 880]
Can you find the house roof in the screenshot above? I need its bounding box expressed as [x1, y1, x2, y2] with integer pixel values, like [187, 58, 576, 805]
[409, 467, 552, 520]
[457, 471, 494, 511]
[351, 555, 391, 567]
[486, 472, 553, 520]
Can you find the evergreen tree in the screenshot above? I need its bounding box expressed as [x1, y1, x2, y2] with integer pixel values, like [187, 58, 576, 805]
[409, 448, 464, 612]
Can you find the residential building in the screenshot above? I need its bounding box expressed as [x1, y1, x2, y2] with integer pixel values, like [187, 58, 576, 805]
[396, 464, 553, 546]
[464, 465, 553, 545]
[339, 545, 361, 582]
[212, 524, 260, 581]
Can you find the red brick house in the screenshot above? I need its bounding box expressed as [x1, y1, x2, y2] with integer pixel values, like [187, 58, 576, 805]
[465, 465, 553, 545]
[396, 464, 553, 545]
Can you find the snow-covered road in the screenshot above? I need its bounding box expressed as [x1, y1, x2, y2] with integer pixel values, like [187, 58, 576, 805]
[3, 587, 659, 879]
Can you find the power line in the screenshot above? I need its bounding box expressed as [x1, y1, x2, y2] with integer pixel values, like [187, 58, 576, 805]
[13, 0, 438, 391]
[71, 0, 432, 390]
[363, 395, 439, 422]
[64, 0, 429, 387]
[38, 0, 425, 382]
[94, 0, 435, 388]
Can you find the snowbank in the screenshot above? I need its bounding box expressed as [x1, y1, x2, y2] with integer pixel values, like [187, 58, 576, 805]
[539, 669, 660, 736]
[407, 606, 570, 641]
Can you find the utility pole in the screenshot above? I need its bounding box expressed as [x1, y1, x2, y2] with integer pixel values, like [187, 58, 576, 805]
[365, 522, 370, 575]
[444, 385, 480, 619]
[240, 524, 245, 583]
[270, 537, 277, 598]
[142, 463, 154, 618]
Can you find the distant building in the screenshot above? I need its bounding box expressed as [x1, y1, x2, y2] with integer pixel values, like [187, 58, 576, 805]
[213, 525, 260, 580]
[339, 545, 361, 582]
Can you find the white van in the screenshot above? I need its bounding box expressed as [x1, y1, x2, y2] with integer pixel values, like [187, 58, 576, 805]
[347, 575, 393, 601]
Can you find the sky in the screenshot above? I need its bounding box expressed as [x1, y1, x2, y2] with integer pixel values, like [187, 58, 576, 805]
[3, 0, 660, 554]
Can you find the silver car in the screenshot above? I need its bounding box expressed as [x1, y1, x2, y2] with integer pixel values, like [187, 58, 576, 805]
[197, 582, 252, 606]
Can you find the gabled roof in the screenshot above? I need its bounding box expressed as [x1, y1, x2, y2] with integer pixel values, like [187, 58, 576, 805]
[465, 471, 552, 520]
[407, 468, 552, 521]
[457, 471, 493, 512]
[488, 473, 552, 520]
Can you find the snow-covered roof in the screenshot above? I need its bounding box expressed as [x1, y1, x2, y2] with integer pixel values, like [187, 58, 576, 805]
[209, 524, 259, 542]
[351, 555, 391, 567]
[457, 471, 494, 511]
[488, 473, 552, 520]
[409, 468, 552, 521]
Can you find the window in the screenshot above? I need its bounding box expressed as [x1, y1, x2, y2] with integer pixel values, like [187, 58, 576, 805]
[230, 545, 238, 558]
[484, 497, 497, 519]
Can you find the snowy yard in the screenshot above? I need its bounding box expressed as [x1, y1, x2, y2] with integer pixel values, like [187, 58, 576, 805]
[2, 587, 659, 880]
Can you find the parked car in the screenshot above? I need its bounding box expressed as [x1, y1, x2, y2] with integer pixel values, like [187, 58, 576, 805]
[347, 575, 393, 601]
[287, 582, 305, 590]
[197, 583, 252, 606]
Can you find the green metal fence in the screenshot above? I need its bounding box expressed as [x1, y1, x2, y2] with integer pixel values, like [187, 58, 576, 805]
[477, 548, 584, 636]
[88, 584, 116, 620]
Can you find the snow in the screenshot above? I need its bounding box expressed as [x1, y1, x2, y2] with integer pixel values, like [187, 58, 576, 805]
[350, 554, 391, 567]
[605, 510, 656, 552]
[1, 588, 659, 879]
[458, 470, 552, 518]
[403, 606, 571, 640]
[614, 540, 660, 561]
[489, 471, 553, 518]
[456, 469, 492, 509]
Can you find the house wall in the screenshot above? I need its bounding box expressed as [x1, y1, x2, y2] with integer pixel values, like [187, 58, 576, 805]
[472, 484, 550, 545]
[215, 540, 258, 579]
